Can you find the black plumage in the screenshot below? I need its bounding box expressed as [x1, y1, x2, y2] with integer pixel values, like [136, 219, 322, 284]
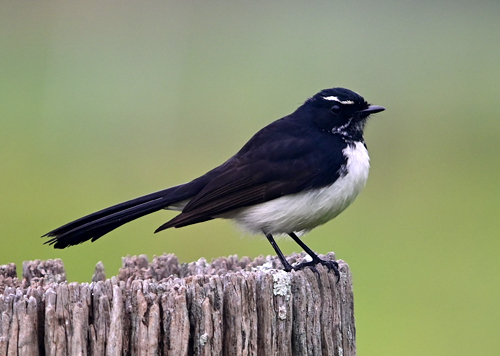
[43, 87, 384, 277]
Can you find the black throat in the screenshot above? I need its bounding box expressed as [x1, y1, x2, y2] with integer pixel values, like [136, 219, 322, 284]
[332, 119, 366, 144]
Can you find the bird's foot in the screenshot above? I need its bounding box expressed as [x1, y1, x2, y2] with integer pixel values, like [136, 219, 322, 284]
[290, 257, 340, 282]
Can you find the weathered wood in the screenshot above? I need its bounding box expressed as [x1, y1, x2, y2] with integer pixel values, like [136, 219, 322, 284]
[0, 253, 356, 356]
[22, 259, 66, 287]
[92, 262, 106, 283]
[0, 264, 17, 295]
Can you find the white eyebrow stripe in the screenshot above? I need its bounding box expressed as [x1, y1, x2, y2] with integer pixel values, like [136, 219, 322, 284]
[322, 96, 355, 105]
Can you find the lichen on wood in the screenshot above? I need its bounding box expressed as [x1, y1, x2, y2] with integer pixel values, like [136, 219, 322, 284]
[0, 253, 355, 356]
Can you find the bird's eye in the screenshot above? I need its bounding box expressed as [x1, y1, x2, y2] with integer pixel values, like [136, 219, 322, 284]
[331, 105, 341, 114]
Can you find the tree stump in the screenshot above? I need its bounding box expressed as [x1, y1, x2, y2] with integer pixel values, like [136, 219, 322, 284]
[0, 253, 355, 356]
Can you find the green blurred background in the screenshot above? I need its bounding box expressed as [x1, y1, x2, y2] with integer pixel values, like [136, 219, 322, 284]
[1, 1, 499, 354]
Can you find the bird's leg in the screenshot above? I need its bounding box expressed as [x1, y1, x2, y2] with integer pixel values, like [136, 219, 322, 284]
[264, 232, 294, 271]
[288, 232, 340, 281]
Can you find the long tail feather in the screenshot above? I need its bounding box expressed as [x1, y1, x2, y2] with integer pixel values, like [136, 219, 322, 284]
[43, 185, 195, 248]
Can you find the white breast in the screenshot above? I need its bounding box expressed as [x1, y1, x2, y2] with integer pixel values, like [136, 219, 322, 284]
[231, 141, 370, 235]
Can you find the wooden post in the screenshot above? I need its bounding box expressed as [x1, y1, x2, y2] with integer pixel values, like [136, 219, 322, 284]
[0, 253, 356, 356]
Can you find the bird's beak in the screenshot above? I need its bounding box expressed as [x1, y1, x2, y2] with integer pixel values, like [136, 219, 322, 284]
[358, 105, 385, 115]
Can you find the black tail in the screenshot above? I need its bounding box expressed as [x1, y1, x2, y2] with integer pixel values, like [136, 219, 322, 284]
[43, 185, 196, 249]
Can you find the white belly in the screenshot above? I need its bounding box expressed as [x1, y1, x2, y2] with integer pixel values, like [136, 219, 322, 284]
[231, 141, 370, 235]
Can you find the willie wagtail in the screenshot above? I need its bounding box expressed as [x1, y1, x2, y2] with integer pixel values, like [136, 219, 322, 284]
[43, 87, 384, 278]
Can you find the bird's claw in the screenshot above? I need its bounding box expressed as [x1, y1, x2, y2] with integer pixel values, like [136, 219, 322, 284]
[291, 258, 340, 282]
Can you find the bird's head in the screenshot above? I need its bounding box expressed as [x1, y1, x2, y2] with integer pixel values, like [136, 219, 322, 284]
[303, 87, 385, 140]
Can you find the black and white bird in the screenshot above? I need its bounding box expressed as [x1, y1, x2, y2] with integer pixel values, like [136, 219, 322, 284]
[43, 87, 384, 277]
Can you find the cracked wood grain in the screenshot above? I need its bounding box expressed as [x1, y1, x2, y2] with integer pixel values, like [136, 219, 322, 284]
[0, 253, 355, 356]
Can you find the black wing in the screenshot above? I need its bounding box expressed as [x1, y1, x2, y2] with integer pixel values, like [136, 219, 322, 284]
[156, 125, 347, 231]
